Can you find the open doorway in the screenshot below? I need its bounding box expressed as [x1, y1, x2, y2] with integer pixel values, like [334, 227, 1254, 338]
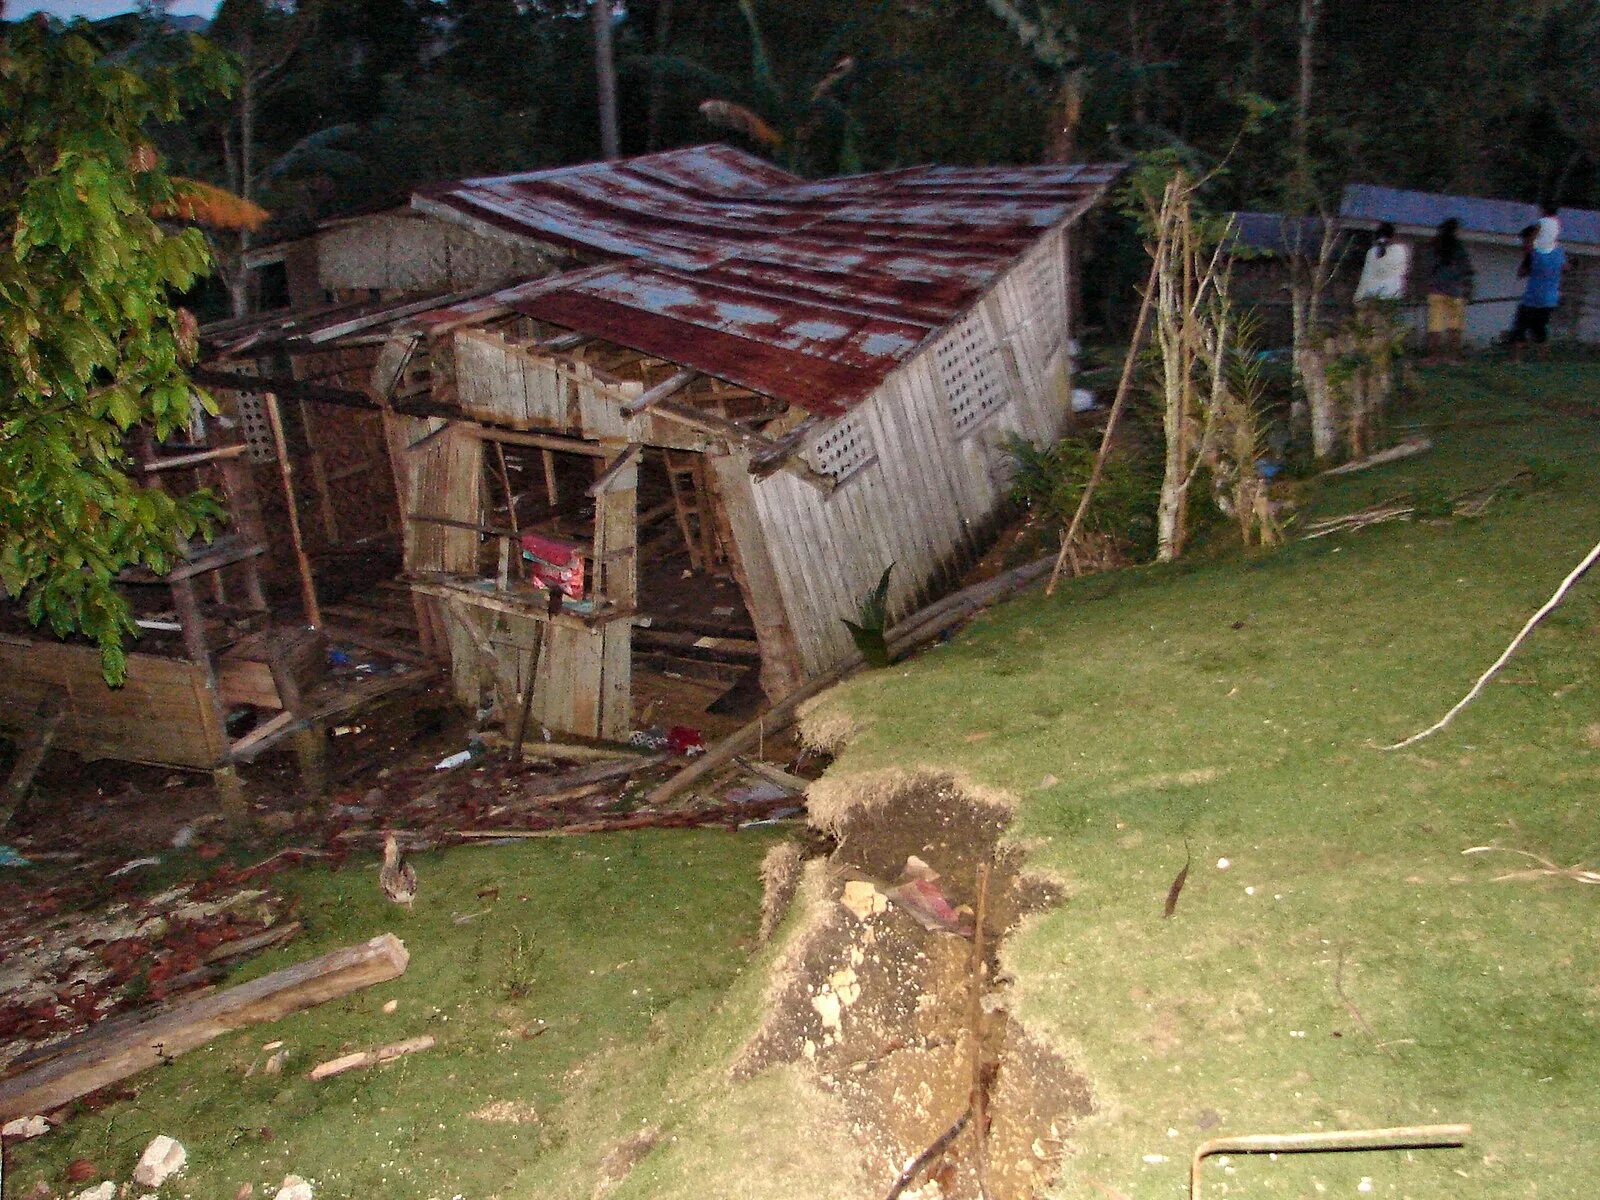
[631, 448, 762, 742]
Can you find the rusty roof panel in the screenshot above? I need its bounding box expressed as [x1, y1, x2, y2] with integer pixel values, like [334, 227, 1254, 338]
[414, 145, 1124, 413]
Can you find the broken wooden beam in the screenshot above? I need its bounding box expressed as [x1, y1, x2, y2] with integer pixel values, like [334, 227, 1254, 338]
[0, 934, 409, 1121]
[620, 369, 699, 418]
[586, 443, 644, 496]
[307, 1034, 436, 1081]
[735, 756, 812, 795]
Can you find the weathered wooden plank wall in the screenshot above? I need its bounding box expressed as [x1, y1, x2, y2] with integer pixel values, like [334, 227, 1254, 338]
[451, 330, 710, 451]
[317, 212, 553, 295]
[743, 227, 1074, 677]
[0, 636, 226, 768]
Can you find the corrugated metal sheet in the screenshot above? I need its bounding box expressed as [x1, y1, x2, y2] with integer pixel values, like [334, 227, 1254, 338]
[416, 145, 1123, 413]
[1341, 183, 1600, 248]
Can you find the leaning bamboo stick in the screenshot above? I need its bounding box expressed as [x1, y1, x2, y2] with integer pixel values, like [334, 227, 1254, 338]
[264, 392, 322, 628]
[1048, 216, 1169, 595]
[1189, 1124, 1469, 1200]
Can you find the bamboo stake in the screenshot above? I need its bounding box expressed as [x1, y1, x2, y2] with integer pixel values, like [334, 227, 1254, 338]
[1046, 204, 1168, 596]
[264, 392, 322, 628]
[1380, 536, 1600, 750]
[968, 860, 992, 1200]
[1189, 1124, 1469, 1200]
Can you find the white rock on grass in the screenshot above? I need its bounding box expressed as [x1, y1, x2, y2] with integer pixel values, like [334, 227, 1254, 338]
[1, 1115, 49, 1139]
[133, 1135, 187, 1188]
[73, 1184, 117, 1200]
[274, 1175, 314, 1200]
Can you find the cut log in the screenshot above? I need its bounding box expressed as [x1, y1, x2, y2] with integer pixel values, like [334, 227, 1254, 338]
[0, 934, 409, 1122]
[307, 1035, 436, 1081]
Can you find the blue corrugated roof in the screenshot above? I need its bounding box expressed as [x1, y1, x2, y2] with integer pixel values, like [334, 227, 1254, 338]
[1229, 212, 1338, 255]
[1340, 183, 1600, 248]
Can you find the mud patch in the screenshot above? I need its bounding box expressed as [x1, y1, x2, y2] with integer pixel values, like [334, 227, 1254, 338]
[736, 770, 1090, 1200]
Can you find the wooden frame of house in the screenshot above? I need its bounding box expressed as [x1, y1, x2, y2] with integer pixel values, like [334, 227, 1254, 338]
[3, 147, 1122, 790]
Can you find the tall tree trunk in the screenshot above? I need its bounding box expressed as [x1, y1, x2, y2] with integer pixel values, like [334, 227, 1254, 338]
[1043, 71, 1082, 163]
[645, 0, 673, 151]
[1291, 0, 1322, 206]
[592, 0, 620, 159]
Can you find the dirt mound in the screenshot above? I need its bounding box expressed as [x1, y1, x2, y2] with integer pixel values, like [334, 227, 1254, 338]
[735, 771, 1089, 1200]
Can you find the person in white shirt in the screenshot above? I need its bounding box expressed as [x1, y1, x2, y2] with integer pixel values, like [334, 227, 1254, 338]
[1354, 222, 1410, 301]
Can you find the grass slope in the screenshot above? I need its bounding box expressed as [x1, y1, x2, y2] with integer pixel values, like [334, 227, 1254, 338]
[806, 363, 1600, 1198]
[9, 830, 781, 1200]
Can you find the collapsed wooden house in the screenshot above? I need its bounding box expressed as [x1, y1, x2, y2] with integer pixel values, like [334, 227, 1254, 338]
[3, 146, 1121, 785]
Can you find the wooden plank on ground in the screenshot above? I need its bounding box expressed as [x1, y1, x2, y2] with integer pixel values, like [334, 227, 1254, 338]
[0, 934, 409, 1121]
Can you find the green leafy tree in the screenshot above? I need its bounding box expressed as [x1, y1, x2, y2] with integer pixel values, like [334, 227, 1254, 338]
[0, 18, 234, 683]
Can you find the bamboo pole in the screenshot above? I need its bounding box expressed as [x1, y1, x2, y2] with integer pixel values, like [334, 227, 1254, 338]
[264, 392, 322, 628]
[1046, 225, 1166, 596]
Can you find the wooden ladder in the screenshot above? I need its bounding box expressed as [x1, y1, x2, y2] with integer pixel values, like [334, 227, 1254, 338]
[662, 450, 725, 573]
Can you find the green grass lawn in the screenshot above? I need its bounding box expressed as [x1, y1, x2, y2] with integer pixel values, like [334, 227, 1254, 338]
[8, 830, 782, 1200]
[804, 362, 1600, 1197]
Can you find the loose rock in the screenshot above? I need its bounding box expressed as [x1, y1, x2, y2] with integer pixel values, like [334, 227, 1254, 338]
[133, 1134, 187, 1188]
[274, 1174, 314, 1200]
[2, 1115, 49, 1140]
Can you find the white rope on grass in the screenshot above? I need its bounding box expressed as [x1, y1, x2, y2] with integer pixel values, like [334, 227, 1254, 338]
[1380, 535, 1600, 751]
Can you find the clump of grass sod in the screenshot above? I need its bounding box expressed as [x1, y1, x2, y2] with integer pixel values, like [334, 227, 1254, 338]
[801, 361, 1600, 1198]
[8, 830, 783, 1200]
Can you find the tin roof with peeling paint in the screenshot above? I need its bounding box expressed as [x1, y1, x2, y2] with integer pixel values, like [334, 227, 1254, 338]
[415, 145, 1123, 414]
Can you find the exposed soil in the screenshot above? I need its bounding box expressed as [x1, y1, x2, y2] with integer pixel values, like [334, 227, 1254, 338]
[736, 772, 1089, 1200]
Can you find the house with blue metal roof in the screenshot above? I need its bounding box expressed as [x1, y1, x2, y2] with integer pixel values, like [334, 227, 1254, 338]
[1339, 183, 1600, 345]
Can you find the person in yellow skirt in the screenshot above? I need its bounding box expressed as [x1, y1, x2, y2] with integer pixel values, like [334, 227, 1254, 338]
[1424, 217, 1474, 363]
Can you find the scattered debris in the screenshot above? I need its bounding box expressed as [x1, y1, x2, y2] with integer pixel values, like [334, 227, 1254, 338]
[470, 1098, 540, 1124]
[1462, 845, 1600, 885]
[132, 1135, 187, 1188]
[379, 834, 418, 909]
[272, 1174, 313, 1200]
[839, 880, 889, 921]
[1318, 436, 1433, 476]
[0, 934, 409, 1122]
[71, 1182, 116, 1200]
[2, 1114, 49, 1139]
[307, 1034, 436, 1080]
[108, 857, 163, 878]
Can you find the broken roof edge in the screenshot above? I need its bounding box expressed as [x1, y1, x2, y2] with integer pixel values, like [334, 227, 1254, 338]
[407, 180, 1117, 429]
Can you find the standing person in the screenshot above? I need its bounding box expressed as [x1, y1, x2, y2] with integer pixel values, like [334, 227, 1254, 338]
[1424, 217, 1474, 363]
[1507, 223, 1566, 361]
[1353, 221, 1410, 302]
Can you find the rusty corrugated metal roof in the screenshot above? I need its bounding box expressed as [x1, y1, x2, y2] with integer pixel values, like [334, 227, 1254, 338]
[415, 146, 1123, 413]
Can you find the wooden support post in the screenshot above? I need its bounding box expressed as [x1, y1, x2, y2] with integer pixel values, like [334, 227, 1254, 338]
[542, 449, 559, 507]
[264, 392, 322, 628]
[0, 687, 66, 831]
[213, 765, 248, 822]
[298, 398, 342, 546]
[267, 651, 328, 799]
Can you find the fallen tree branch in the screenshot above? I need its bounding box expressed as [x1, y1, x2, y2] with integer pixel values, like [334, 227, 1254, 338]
[1462, 845, 1600, 885]
[1318, 436, 1432, 477]
[308, 1035, 436, 1080]
[1190, 1124, 1469, 1200]
[0, 934, 409, 1121]
[1379, 535, 1600, 750]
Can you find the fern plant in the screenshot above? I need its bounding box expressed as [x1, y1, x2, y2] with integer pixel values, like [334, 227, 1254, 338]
[842, 564, 895, 668]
